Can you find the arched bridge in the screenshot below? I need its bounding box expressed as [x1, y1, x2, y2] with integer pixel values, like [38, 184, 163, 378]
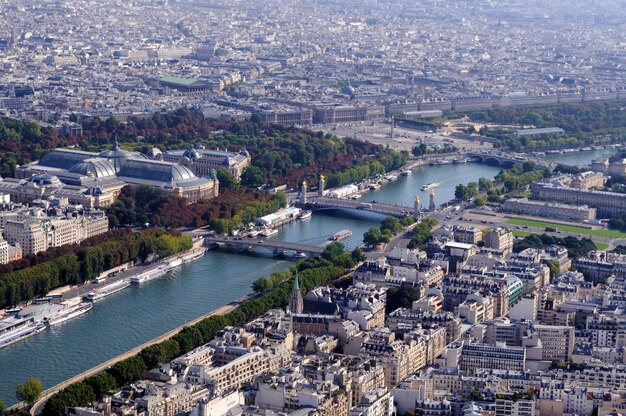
[202, 236, 325, 257]
[297, 196, 414, 218]
[467, 151, 553, 168]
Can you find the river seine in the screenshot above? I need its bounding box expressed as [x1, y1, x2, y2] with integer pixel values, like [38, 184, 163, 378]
[0, 151, 600, 405]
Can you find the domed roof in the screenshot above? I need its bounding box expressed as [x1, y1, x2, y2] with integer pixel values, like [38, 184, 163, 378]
[98, 139, 132, 159]
[117, 159, 199, 184]
[147, 148, 163, 158]
[171, 164, 196, 181]
[98, 139, 148, 171]
[28, 173, 62, 187]
[183, 145, 200, 160]
[68, 158, 116, 178]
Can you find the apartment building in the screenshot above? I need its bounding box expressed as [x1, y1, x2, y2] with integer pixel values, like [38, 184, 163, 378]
[360, 337, 427, 387]
[484, 228, 515, 253]
[349, 388, 393, 416]
[533, 324, 575, 362]
[454, 226, 483, 245]
[135, 383, 209, 416]
[458, 343, 526, 374]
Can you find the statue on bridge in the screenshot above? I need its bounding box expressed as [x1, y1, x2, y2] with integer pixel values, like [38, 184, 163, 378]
[300, 180, 308, 204]
[429, 188, 436, 211]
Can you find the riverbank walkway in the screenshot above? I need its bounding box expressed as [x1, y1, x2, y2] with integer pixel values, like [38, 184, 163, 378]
[29, 292, 256, 415]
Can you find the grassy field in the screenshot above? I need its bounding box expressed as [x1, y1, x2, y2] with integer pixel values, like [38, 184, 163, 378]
[594, 242, 609, 250]
[506, 218, 626, 239]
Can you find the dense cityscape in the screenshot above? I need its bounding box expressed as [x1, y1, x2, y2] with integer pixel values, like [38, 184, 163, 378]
[2, 1, 626, 416]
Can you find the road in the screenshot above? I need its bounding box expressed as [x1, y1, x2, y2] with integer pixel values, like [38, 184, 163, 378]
[30, 292, 256, 415]
[313, 120, 492, 153]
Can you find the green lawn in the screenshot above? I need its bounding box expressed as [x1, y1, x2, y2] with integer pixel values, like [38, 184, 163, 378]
[512, 230, 532, 237]
[594, 242, 609, 250]
[506, 218, 626, 239]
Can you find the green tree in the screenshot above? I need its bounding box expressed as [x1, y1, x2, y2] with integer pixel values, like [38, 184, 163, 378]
[363, 227, 384, 246]
[108, 356, 147, 386]
[16, 377, 43, 405]
[386, 285, 421, 313]
[380, 217, 402, 234]
[478, 177, 493, 191]
[0, 399, 5, 415]
[216, 168, 240, 191]
[474, 195, 488, 206]
[43, 382, 95, 416]
[240, 166, 265, 187]
[84, 373, 117, 399]
[351, 247, 367, 263]
[322, 242, 346, 261]
[155, 234, 178, 257]
[455, 184, 468, 200]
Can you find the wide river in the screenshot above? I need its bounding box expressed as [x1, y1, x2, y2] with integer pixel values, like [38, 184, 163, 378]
[0, 150, 603, 405]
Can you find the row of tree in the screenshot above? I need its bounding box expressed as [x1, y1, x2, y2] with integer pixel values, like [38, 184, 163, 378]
[0, 229, 192, 308]
[609, 213, 626, 232]
[495, 162, 551, 193]
[325, 151, 408, 189]
[407, 218, 439, 250]
[0, 228, 140, 277]
[411, 143, 458, 157]
[513, 234, 596, 260]
[464, 101, 626, 135]
[41, 246, 355, 416]
[107, 185, 286, 231]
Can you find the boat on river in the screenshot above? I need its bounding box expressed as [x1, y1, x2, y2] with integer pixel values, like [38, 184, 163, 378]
[421, 182, 439, 191]
[84, 279, 131, 301]
[329, 229, 352, 241]
[0, 318, 46, 349]
[130, 267, 168, 285]
[259, 228, 279, 237]
[44, 302, 92, 327]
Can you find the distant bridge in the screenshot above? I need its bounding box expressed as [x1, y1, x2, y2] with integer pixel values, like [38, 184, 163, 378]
[466, 151, 553, 168]
[297, 196, 414, 218]
[202, 236, 325, 257]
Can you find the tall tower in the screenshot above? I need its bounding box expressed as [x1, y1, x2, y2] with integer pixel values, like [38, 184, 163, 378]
[300, 181, 307, 204]
[429, 188, 436, 211]
[288, 272, 303, 314]
[318, 175, 325, 197]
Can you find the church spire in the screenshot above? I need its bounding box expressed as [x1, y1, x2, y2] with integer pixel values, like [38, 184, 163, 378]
[292, 270, 300, 291]
[288, 270, 303, 314]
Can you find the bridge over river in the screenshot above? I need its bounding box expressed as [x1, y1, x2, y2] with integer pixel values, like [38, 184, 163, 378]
[202, 235, 326, 257]
[297, 196, 415, 218]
